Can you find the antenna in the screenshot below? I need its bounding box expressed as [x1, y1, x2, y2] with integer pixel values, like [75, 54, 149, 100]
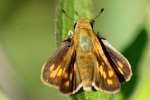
[90, 8, 104, 28]
[93, 8, 104, 20]
[61, 9, 74, 20]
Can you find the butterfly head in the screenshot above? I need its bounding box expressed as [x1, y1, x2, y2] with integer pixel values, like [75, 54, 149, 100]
[74, 19, 94, 31]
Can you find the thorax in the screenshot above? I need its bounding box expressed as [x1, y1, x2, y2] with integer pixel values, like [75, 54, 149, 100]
[75, 30, 95, 65]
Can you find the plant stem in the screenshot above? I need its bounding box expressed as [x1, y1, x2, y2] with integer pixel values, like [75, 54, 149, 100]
[55, 0, 113, 100]
[74, 0, 93, 19]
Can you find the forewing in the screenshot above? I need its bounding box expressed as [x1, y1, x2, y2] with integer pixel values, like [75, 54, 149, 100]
[91, 35, 120, 93]
[101, 39, 132, 82]
[41, 40, 71, 87]
[60, 62, 82, 95]
[93, 54, 120, 93]
[41, 40, 82, 95]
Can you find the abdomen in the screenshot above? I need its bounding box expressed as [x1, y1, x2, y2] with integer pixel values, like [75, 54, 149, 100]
[76, 49, 95, 90]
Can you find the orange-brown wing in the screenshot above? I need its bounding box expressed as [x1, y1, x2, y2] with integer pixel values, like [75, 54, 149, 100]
[41, 40, 82, 95]
[93, 60, 120, 93]
[60, 62, 82, 95]
[101, 39, 132, 82]
[91, 34, 120, 93]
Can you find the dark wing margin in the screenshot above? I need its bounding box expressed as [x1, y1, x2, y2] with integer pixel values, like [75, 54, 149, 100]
[41, 40, 82, 95]
[101, 38, 132, 82]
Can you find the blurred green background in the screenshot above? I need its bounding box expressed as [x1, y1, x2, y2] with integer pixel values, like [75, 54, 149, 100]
[0, 0, 149, 100]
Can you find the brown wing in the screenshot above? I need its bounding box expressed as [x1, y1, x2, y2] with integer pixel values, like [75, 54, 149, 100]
[93, 60, 120, 93]
[41, 40, 82, 95]
[60, 62, 82, 95]
[101, 39, 132, 82]
[91, 35, 120, 93]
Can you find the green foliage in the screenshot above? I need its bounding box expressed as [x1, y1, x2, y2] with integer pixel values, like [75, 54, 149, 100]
[72, 90, 112, 100]
[0, 0, 149, 100]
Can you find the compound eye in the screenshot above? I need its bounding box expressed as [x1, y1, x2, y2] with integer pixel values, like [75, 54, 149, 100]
[90, 20, 95, 29]
[73, 23, 77, 29]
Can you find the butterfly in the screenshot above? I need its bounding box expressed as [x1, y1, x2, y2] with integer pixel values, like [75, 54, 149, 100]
[41, 10, 132, 95]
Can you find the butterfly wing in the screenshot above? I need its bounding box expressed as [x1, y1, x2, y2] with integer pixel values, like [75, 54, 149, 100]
[60, 62, 82, 95]
[91, 35, 120, 93]
[41, 40, 82, 95]
[93, 60, 120, 93]
[101, 38, 132, 82]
